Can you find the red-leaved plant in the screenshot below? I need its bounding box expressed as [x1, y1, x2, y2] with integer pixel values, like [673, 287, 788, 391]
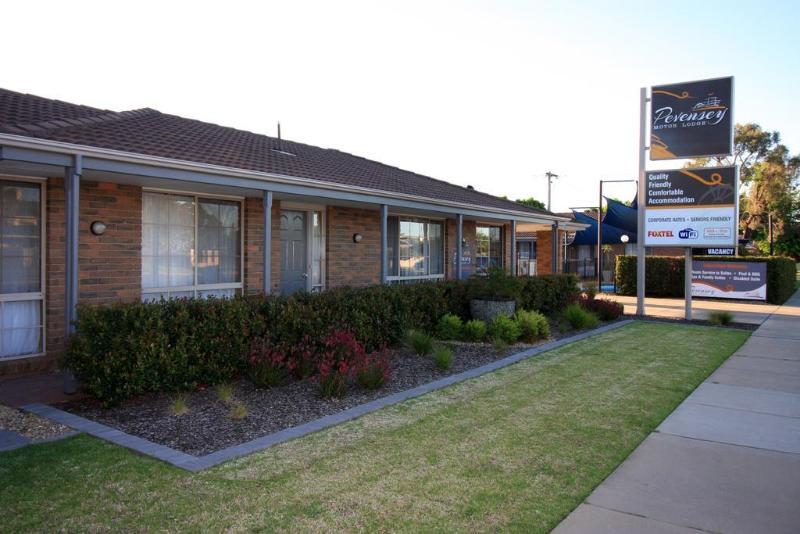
[356, 349, 392, 390]
[248, 338, 289, 388]
[318, 330, 364, 398]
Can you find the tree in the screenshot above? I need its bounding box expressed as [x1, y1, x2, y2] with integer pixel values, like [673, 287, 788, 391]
[515, 197, 546, 210]
[690, 123, 799, 251]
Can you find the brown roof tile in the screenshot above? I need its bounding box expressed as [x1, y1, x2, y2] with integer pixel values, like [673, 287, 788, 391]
[0, 88, 553, 216]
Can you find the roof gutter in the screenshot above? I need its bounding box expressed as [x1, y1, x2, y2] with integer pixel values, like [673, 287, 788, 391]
[0, 133, 572, 224]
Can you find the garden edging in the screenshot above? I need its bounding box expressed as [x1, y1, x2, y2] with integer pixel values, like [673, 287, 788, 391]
[23, 319, 632, 472]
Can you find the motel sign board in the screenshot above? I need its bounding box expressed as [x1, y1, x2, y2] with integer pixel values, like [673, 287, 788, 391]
[650, 76, 733, 160]
[644, 166, 738, 247]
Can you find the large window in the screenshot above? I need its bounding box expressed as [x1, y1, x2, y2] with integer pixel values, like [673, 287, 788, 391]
[0, 180, 44, 359]
[475, 225, 503, 272]
[387, 216, 443, 280]
[142, 192, 242, 300]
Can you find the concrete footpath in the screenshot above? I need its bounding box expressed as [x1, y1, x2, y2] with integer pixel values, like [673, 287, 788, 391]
[555, 291, 800, 533]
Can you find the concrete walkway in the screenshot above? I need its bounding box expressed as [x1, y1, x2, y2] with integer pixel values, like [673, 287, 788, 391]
[611, 294, 781, 325]
[555, 291, 800, 533]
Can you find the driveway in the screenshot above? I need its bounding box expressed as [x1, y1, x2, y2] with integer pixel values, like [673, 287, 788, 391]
[610, 294, 780, 324]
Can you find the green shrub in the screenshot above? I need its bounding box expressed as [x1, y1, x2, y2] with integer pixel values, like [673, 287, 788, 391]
[491, 337, 509, 355]
[466, 267, 522, 302]
[487, 314, 521, 344]
[229, 402, 248, 420]
[170, 394, 189, 416]
[215, 383, 235, 404]
[462, 319, 487, 342]
[518, 274, 580, 314]
[406, 329, 434, 356]
[356, 351, 391, 390]
[514, 310, 550, 342]
[616, 255, 796, 304]
[562, 304, 600, 330]
[62, 274, 576, 406]
[432, 346, 454, 370]
[708, 310, 734, 325]
[436, 313, 463, 340]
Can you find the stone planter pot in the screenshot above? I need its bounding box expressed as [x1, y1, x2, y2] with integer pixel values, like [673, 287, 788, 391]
[470, 298, 516, 322]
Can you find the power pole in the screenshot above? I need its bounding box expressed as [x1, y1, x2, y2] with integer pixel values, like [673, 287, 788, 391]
[545, 171, 559, 211]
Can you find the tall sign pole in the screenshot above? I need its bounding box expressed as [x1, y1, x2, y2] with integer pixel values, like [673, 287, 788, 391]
[636, 88, 647, 316]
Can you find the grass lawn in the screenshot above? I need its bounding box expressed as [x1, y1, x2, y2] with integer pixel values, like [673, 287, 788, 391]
[0, 322, 748, 532]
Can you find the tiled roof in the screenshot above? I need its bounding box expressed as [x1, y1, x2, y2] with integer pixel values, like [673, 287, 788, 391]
[0, 88, 554, 217]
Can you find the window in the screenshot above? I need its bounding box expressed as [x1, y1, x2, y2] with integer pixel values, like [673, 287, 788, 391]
[0, 180, 44, 359]
[475, 225, 503, 271]
[142, 192, 242, 300]
[387, 216, 444, 280]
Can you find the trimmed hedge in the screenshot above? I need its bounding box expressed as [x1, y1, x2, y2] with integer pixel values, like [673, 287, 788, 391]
[66, 275, 578, 405]
[616, 255, 796, 304]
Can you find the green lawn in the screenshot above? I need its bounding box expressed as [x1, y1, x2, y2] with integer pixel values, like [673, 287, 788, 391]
[1, 322, 748, 532]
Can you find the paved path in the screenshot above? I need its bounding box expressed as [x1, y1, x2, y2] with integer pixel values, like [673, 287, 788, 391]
[555, 291, 800, 533]
[611, 294, 780, 325]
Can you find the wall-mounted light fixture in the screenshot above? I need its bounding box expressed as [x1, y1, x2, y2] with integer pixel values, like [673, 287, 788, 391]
[90, 221, 107, 236]
[462, 238, 468, 246]
[352, 233, 363, 243]
[620, 234, 629, 244]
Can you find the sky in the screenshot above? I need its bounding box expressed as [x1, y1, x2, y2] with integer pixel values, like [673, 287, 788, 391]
[3, 0, 799, 212]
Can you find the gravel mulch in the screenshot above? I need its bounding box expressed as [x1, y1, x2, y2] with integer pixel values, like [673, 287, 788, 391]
[62, 339, 555, 456]
[0, 405, 71, 440]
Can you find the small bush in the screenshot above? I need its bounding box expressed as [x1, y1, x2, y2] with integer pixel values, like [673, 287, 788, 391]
[436, 313, 463, 340]
[170, 394, 188, 416]
[215, 383, 234, 404]
[491, 337, 509, 355]
[462, 320, 487, 342]
[356, 350, 392, 390]
[406, 329, 434, 356]
[562, 304, 600, 330]
[708, 310, 734, 325]
[248, 339, 289, 388]
[229, 402, 248, 420]
[317, 330, 364, 398]
[514, 310, 549, 342]
[583, 282, 597, 300]
[467, 267, 522, 301]
[518, 274, 581, 315]
[487, 314, 521, 344]
[432, 346, 454, 370]
[580, 297, 624, 321]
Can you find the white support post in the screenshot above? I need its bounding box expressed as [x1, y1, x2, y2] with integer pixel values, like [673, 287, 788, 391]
[636, 87, 647, 316]
[380, 204, 388, 283]
[510, 220, 517, 275]
[263, 191, 273, 294]
[456, 214, 463, 280]
[685, 247, 692, 320]
[65, 155, 81, 334]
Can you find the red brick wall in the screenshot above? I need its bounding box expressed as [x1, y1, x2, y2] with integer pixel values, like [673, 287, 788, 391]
[536, 228, 566, 275]
[78, 181, 142, 305]
[244, 197, 281, 294]
[326, 206, 380, 288]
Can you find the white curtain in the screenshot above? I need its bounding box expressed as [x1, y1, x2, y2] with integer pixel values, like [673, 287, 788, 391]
[1, 300, 41, 358]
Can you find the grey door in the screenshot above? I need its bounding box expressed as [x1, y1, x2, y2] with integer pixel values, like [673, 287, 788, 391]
[280, 210, 308, 295]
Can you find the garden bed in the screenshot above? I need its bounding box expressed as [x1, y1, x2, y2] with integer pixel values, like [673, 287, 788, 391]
[61, 323, 594, 456]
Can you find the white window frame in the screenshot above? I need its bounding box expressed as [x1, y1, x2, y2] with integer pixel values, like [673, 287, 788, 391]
[386, 214, 445, 282]
[280, 201, 327, 293]
[0, 175, 46, 360]
[141, 188, 244, 299]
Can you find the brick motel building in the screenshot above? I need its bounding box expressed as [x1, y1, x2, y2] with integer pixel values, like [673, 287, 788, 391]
[0, 88, 584, 376]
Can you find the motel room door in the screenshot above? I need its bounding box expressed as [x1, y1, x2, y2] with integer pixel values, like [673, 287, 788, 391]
[279, 210, 308, 295]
